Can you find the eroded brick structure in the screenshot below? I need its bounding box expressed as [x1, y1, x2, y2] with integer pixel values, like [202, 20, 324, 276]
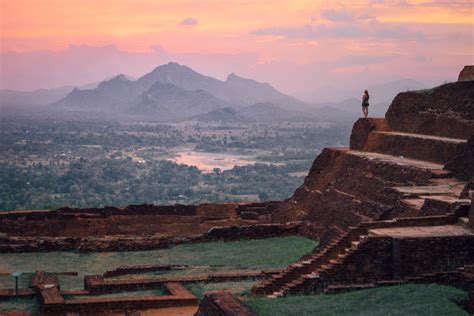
[252, 74, 474, 298]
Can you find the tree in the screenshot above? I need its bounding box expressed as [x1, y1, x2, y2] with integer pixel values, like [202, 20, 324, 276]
[258, 191, 269, 201]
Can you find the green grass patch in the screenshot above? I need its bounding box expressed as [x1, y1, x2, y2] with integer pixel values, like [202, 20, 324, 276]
[0, 236, 316, 290]
[245, 284, 468, 316]
[0, 297, 40, 313]
[186, 279, 258, 300]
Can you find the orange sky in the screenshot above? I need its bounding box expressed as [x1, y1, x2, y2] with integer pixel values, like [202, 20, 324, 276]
[1, 0, 473, 98]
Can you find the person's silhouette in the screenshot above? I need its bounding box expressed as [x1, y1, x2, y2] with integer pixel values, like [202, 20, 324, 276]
[362, 90, 369, 118]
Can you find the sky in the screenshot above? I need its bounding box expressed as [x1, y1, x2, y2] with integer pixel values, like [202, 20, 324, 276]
[1, 0, 473, 101]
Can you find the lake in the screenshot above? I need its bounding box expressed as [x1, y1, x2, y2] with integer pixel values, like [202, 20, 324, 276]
[168, 151, 258, 173]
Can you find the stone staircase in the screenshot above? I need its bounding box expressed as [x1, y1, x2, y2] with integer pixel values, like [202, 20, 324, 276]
[395, 177, 468, 214]
[366, 130, 466, 164]
[251, 228, 357, 296]
[252, 118, 471, 298]
[251, 210, 468, 297]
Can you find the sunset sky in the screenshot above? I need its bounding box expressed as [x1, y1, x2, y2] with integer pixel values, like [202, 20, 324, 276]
[1, 0, 473, 101]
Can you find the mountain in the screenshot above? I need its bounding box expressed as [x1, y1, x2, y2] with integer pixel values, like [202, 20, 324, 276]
[131, 82, 229, 121]
[294, 78, 427, 105]
[238, 102, 310, 122]
[54, 62, 308, 114]
[223, 73, 307, 108]
[53, 74, 142, 111]
[0, 87, 73, 106]
[190, 107, 250, 123]
[306, 79, 426, 117]
[0, 76, 135, 106]
[191, 101, 354, 123]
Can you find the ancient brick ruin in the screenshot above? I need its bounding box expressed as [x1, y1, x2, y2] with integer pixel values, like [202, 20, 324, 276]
[0, 69, 472, 315]
[251, 76, 474, 299]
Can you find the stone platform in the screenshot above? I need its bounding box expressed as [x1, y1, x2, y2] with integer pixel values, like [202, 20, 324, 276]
[369, 225, 473, 238]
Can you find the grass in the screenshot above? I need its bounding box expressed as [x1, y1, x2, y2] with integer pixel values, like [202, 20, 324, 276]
[186, 279, 258, 299]
[0, 236, 316, 290]
[0, 297, 40, 313]
[245, 284, 468, 316]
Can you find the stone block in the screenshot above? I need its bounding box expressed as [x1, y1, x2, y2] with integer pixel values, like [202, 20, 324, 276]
[458, 65, 474, 82]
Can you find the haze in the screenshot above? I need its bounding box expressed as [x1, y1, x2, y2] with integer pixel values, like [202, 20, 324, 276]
[1, 0, 473, 102]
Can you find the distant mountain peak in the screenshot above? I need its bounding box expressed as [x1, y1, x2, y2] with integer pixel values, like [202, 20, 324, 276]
[150, 61, 190, 73]
[226, 73, 239, 80]
[114, 74, 129, 81]
[225, 72, 272, 88]
[226, 72, 249, 82]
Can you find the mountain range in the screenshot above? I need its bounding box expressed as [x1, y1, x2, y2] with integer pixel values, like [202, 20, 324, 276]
[0, 75, 135, 106]
[51, 62, 316, 121]
[1, 62, 428, 122]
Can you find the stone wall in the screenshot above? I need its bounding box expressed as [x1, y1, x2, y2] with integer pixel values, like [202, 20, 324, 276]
[194, 291, 258, 316]
[445, 136, 474, 181]
[0, 203, 272, 238]
[305, 236, 474, 293]
[385, 81, 474, 139]
[0, 222, 300, 253]
[395, 236, 474, 277]
[304, 234, 474, 292]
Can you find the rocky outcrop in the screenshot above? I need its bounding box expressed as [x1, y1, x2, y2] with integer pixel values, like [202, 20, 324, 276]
[271, 146, 452, 240]
[385, 81, 474, 139]
[458, 65, 474, 82]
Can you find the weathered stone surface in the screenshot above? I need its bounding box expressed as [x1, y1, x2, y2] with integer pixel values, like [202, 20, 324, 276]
[0, 222, 299, 253]
[470, 198, 474, 229]
[195, 291, 258, 316]
[458, 65, 474, 81]
[385, 81, 474, 139]
[0, 202, 272, 239]
[350, 117, 388, 150]
[445, 136, 474, 181]
[271, 147, 447, 241]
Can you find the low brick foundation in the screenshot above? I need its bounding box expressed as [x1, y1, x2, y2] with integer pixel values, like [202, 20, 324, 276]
[194, 291, 258, 316]
[85, 269, 278, 294]
[0, 222, 300, 253]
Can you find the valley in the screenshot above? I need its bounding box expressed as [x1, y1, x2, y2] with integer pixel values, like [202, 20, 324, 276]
[0, 116, 351, 211]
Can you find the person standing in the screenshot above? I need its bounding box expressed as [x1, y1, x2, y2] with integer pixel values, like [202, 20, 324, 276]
[362, 90, 369, 118]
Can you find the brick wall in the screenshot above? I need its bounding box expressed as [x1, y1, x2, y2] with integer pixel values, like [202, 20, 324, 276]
[194, 291, 258, 316]
[303, 234, 474, 293]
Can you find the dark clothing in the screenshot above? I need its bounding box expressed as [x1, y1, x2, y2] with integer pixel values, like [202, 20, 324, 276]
[362, 94, 369, 107]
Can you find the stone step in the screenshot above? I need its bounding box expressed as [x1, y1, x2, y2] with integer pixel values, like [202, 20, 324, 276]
[401, 198, 425, 210]
[458, 217, 469, 228]
[371, 117, 390, 131]
[374, 131, 466, 144]
[365, 131, 466, 164]
[351, 241, 360, 247]
[421, 195, 470, 205]
[347, 150, 448, 173]
[393, 185, 462, 198]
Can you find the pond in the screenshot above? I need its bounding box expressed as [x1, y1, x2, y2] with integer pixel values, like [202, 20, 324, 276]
[168, 150, 259, 173]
